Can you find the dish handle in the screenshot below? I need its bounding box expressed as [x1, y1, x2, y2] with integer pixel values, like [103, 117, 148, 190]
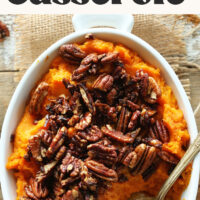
[72, 14, 134, 33]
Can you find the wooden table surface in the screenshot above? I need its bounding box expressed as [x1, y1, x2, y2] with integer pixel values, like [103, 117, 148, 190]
[0, 15, 199, 200]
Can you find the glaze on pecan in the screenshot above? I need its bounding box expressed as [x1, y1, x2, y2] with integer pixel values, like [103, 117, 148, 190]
[59, 44, 86, 65]
[149, 120, 169, 143]
[29, 82, 49, 115]
[92, 73, 114, 92]
[101, 126, 134, 143]
[158, 150, 179, 164]
[75, 112, 92, 130]
[85, 160, 118, 182]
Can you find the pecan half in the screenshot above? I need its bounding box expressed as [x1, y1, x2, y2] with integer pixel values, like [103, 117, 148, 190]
[128, 110, 141, 131]
[101, 126, 134, 143]
[78, 125, 103, 142]
[79, 83, 95, 114]
[113, 65, 127, 81]
[131, 143, 148, 175]
[59, 44, 86, 65]
[144, 77, 161, 104]
[123, 151, 138, 169]
[149, 120, 169, 143]
[29, 82, 49, 115]
[142, 138, 163, 149]
[72, 53, 98, 81]
[106, 88, 118, 105]
[116, 107, 131, 133]
[27, 135, 42, 162]
[138, 146, 156, 174]
[36, 160, 57, 182]
[95, 101, 117, 123]
[46, 127, 67, 159]
[100, 52, 119, 64]
[118, 146, 133, 163]
[25, 178, 48, 199]
[69, 91, 82, 115]
[75, 112, 92, 130]
[39, 129, 53, 147]
[0, 21, 9, 41]
[119, 99, 140, 111]
[87, 139, 117, 166]
[92, 73, 114, 92]
[158, 150, 179, 165]
[85, 160, 118, 182]
[136, 69, 149, 97]
[60, 153, 83, 186]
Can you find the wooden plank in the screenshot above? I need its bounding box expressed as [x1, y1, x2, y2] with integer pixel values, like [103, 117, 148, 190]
[0, 72, 17, 131]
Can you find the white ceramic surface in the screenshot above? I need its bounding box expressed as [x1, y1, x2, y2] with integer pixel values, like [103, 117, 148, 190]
[0, 14, 199, 200]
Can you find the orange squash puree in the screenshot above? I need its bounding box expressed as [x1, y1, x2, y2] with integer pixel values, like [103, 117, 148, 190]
[7, 38, 191, 200]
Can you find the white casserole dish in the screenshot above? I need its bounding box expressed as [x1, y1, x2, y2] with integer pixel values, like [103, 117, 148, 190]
[0, 14, 199, 200]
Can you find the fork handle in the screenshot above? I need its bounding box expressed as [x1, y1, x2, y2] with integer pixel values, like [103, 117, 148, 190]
[156, 133, 200, 200]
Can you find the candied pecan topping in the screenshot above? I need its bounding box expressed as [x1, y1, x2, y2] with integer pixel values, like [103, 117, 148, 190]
[78, 125, 103, 142]
[123, 151, 138, 169]
[118, 146, 133, 163]
[39, 129, 53, 147]
[85, 160, 118, 182]
[149, 120, 169, 143]
[142, 138, 163, 149]
[68, 114, 80, 127]
[27, 135, 42, 162]
[136, 69, 149, 97]
[46, 127, 67, 159]
[29, 82, 49, 115]
[138, 146, 156, 174]
[92, 73, 114, 92]
[95, 101, 117, 122]
[119, 99, 140, 111]
[158, 150, 179, 164]
[0, 21, 9, 41]
[62, 78, 78, 95]
[100, 52, 119, 64]
[144, 77, 161, 104]
[102, 126, 134, 143]
[79, 83, 95, 114]
[113, 65, 127, 81]
[69, 91, 82, 115]
[46, 95, 72, 116]
[72, 53, 98, 81]
[59, 44, 86, 65]
[116, 107, 131, 132]
[25, 178, 48, 199]
[75, 112, 92, 130]
[106, 88, 118, 105]
[128, 110, 141, 131]
[62, 187, 81, 200]
[87, 139, 117, 166]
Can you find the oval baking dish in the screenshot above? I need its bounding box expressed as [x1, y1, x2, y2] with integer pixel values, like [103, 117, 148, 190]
[0, 15, 199, 200]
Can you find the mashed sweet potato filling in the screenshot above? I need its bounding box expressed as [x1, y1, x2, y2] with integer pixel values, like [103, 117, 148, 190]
[7, 38, 191, 200]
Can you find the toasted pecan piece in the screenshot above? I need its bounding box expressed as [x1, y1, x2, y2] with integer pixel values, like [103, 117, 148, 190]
[59, 44, 86, 65]
[29, 82, 49, 115]
[75, 112, 92, 130]
[101, 125, 134, 143]
[149, 120, 169, 143]
[92, 73, 114, 92]
[158, 150, 179, 165]
[85, 160, 118, 182]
